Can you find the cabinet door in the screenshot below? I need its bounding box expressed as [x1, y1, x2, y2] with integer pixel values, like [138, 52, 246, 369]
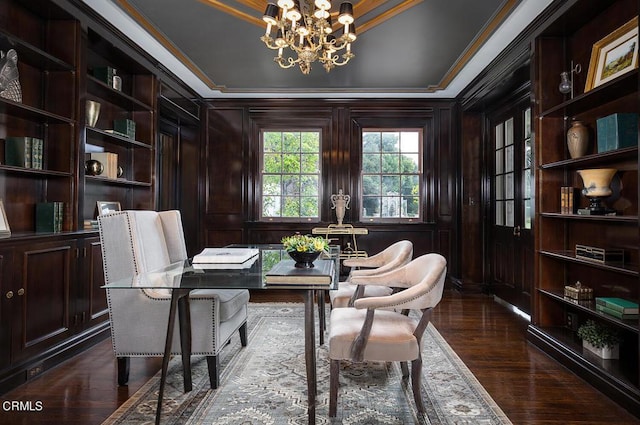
[0, 248, 15, 370]
[11, 240, 76, 362]
[80, 237, 108, 328]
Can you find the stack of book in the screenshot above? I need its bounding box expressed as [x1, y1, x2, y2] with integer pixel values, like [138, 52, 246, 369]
[83, 219, 98, 230]
[595, 297, 639, 320]
[560, 187, 578, 214]
[4, 137, 44, 169]
[265, 259, 334, 285]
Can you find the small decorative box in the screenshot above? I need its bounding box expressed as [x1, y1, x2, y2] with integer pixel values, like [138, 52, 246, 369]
[596, 113, 638, 153]
[564, 281, 593, 301]
[113, 119, 136, 139]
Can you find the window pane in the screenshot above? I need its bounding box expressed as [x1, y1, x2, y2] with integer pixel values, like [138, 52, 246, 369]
[382, 175, 400, 194]
[495, 200, 504, 225]
[401, 154, 419, 173]
[283, 197, 300, 216]
[495, 123, 503, 149]
[300, 132, 319, 152]
[495, 150, 503, 174]
[263, 175, 281, 195]
[382, 195, 401, 217]
[400, 132, 419, 152]
[363, 132, 381, 152]
[505, 145, 514, 172]
[362, 154, 381, 173]
[263, 132, 281, 152]
[283, 132, 300, 152]
[401, 175, 419, 195]
[362, 175, 381, 195]
[381, 132, 400, 152]
[505, 118, 514, 146]
[282, 153, 300, 173]
[506, 200, 514, 227]
[381, 153, 399, 173]
[264, 154, 281, 172]
[362, 197, 380, 217]
[495, 175, 504, 200]
[300, 197, 318, 217]
[505, 173, 514, 199]
[524, 199, 532, 229]
[403, 196, 419, 217]
[301, 175, 318, 196]
[283, 175, 300, 196]
[301, 154, 319, 172]
[263, 196, 281, 217]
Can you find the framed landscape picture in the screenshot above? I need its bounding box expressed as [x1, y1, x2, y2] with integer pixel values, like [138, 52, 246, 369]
[585, 16, 638, 92]
[97, 201, 121, 216]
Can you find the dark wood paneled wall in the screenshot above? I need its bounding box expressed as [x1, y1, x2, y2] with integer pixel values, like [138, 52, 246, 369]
[201, 99, 461, 281]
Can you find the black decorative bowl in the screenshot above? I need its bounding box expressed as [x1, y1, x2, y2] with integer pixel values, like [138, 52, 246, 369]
[288, 251, 321, 268]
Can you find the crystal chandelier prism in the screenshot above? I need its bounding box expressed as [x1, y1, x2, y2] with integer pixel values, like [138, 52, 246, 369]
[260, 0, 356, 74]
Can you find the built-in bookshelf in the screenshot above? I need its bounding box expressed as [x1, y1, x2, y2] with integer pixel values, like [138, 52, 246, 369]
[528, 0, 640, 414]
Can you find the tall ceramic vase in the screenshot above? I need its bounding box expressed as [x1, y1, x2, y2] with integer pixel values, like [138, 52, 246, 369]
[331, 189, 350, 226]
[86, 100, 101, 127]
[567, 120, 589, 158]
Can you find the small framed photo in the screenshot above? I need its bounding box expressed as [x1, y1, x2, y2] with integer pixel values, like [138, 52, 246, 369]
[585, 16, 638, 92]
[97, 201, 121, 216]
[0, 199, 10, 237]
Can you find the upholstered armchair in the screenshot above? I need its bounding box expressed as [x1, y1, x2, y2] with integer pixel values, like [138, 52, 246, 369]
[328, 253, 447, 416]
[98, 210, 250, 389]
[329, 240, 413, 308]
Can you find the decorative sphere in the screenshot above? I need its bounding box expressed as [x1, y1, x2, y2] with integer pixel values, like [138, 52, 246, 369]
[85, 159, 104, 176]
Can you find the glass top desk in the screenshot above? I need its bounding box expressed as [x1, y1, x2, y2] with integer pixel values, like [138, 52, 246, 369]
[103, 244, 339, 425]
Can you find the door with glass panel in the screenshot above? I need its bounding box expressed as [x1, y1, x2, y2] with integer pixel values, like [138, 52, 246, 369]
[489, 99, 533, 314]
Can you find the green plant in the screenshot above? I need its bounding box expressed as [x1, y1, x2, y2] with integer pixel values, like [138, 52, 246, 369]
[281, 234, 329, 253]
[577, 320, 621, 349]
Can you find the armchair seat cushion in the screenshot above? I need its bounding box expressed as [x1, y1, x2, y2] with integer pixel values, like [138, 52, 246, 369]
[329, 308, 419, 361]
[192, 289, 250, 322]
[329, 282, 393, 308]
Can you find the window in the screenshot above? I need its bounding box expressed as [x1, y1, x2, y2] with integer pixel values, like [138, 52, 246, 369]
[361, 129, 422, 220]
[260, 130, 321, 220]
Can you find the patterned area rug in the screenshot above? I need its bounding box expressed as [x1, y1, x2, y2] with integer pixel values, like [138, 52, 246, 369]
[102, 303, 511, 425]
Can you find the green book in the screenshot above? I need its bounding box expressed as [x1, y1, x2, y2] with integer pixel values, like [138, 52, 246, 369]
[595, 297, 639, 314]
[5, 137, 32, 168]
[35, 203, 56, 232]
[596, 304, 639, 320]
[31, 138, 43, 170]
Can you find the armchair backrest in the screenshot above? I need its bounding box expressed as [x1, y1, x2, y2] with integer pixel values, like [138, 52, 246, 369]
[351, 240, 413, 277]
[98, 210, 187, 284]
[352, 253, 446, 311]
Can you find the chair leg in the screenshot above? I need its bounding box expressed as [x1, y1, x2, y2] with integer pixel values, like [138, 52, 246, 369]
[239, 322, 248, 347]
[411, 357, 425, 413]
[117, 357, 130, 386]
[206, 355, 220, 389]
[329, 359, 340, 417]
[400, 361, 409, 378]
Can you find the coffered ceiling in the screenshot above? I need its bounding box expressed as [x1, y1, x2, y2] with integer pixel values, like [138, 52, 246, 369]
[81, 0, 554, 98]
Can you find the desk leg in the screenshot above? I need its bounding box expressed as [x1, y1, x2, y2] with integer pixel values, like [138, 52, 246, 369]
[317, 290, 325, 346]
[156, 288, 190, 425]
[178, 294, 193, 392]
[303, 289, 317, 425]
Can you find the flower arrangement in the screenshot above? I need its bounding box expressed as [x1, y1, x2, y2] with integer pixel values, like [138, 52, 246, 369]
[281, 234, 329, 254]
[577, 319, 621, 349]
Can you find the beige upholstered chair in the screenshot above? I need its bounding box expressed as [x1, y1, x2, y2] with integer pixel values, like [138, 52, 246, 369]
[328, 253, 447, 416]
[330, 240, 413, 308]
[98, 210, 249, 389]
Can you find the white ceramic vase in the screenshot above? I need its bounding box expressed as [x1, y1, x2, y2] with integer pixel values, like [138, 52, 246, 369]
[86, 100, 101, 127]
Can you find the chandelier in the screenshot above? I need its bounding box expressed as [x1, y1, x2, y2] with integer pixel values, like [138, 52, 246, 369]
[260, 0, 356, 74]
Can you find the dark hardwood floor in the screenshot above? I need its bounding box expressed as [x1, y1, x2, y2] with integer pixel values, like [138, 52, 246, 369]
[1, 289, 639, 424]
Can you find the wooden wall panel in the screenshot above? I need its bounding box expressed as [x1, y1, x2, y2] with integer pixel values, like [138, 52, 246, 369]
[203, 99, 461, 281]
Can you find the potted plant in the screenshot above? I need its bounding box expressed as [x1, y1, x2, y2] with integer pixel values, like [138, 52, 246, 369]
[281, 234, 329, 268]
[577, 319, 621, 359]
